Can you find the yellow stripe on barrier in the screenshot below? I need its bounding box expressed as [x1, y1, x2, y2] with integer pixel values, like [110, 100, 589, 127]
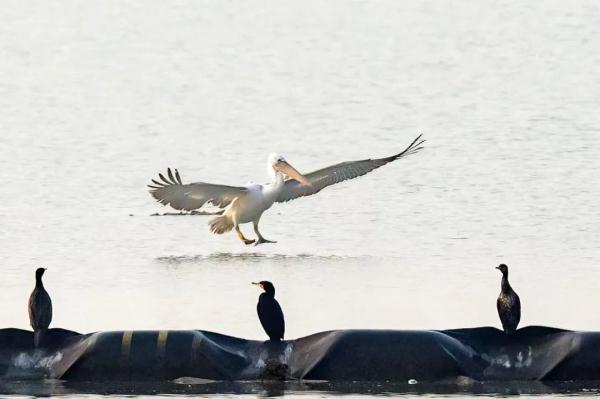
[121, 331, 133, 357]
[157, 330, 168, 357]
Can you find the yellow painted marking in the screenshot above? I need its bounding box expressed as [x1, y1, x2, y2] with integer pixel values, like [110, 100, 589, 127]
[157, 330, 168, 357]
[121, 331, 133, 357]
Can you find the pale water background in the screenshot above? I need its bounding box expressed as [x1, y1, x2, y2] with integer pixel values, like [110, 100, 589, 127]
[1, 0, 600, 397]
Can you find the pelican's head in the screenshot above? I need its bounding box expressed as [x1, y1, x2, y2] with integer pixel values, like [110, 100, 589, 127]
[268, 153, 310, 186]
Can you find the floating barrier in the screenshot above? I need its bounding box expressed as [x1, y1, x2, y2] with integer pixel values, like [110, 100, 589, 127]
[0, 326, 598, 382]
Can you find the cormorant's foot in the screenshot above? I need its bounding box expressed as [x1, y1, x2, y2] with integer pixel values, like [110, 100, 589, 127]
[243, 239, 256, 245]
[262, 359, 289, 380]
[255, 238, 277, 246]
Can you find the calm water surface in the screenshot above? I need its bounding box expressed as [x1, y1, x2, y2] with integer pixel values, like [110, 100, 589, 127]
[1, 0, 599, 396]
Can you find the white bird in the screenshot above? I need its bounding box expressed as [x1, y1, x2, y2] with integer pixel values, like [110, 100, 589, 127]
[148, 135, 424, 245]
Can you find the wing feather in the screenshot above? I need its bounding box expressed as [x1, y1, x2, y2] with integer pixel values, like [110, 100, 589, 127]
[276, 134, 424, 203]
[148, 168, 247, 211]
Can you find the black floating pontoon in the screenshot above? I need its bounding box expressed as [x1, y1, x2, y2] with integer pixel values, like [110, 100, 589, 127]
[1, 326, 598, 382]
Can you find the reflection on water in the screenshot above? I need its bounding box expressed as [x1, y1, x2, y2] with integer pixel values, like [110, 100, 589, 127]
[3, 379, 600, 397]
[156, 253, 372, 265]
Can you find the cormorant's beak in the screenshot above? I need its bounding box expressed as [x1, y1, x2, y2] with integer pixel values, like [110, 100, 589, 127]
[275, 161, 311, 186]
[495, 266, 500, 270]
[252, 282, 263, 290]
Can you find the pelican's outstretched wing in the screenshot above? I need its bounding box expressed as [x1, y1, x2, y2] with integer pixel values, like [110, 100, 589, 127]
[148, 168, 247, 211]
[276, 134, 424, 203]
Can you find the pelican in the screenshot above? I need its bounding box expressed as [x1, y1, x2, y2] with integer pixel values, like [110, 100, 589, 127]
[148, 135, 424, 245]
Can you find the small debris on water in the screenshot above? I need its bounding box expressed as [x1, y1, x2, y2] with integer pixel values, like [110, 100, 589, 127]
[408, 379, 418, 385]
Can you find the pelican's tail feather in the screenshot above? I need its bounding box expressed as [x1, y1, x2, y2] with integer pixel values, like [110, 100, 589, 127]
[208, 215, 234, 234]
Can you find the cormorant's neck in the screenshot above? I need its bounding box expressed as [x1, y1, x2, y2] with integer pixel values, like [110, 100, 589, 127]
[501, 274, 511, 292]
[35, 276, 44, 288]
[262, 290, 275, 298]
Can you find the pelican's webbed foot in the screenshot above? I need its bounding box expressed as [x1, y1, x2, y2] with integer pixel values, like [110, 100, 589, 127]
[252, 222, 276, 246]
[255, 237, 277, 246]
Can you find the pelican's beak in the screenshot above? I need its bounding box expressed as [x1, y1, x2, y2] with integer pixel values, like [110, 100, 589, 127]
[275, 161, 311, 186]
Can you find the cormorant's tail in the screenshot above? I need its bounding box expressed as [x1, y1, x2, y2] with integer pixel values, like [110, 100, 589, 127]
[34, 329, 45, 348]
[208, 215, 234, 234]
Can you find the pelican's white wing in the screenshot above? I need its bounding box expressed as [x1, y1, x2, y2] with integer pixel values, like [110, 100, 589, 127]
[276, 135, 424, 203]
[148, 168, 247, 211]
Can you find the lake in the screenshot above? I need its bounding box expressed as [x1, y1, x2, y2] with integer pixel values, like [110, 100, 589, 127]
[1, 0, 599, 396]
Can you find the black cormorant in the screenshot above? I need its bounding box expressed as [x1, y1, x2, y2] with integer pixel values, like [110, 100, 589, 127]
[28, 267, 53, 347]
[496, 264, 521, 334]
[253, 281, 285, 341]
